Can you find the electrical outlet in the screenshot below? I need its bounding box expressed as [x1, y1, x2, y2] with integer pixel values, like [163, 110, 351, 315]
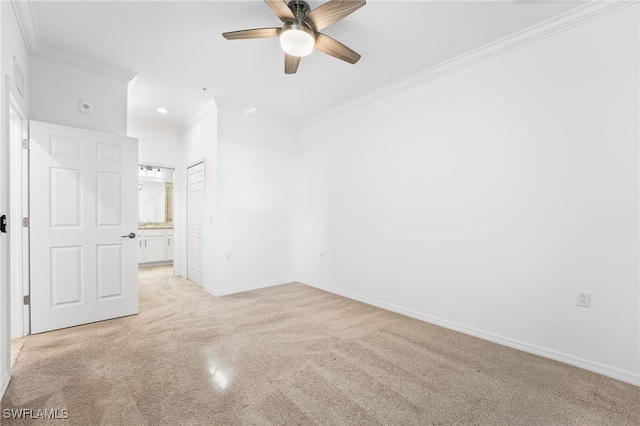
[577, 292, 591, 308]
[320, 252, 325, 260]
[225, 253, 231, 262]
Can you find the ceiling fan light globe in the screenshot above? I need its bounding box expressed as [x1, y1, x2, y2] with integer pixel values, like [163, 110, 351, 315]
[280, 26, 315, 57]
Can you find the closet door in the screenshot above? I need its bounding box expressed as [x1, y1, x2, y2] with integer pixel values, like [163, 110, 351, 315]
[187, 162, 204, 286]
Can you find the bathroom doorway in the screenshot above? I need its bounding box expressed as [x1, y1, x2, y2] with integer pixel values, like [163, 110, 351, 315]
[138, 165, 174, 267]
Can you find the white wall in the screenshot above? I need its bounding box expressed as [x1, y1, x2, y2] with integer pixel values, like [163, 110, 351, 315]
[213, 107, 297, 295]
[181, 109, 218, 281]
[0, 0, 30, 398]
[295, 6, 639, 385]
[1, 2, 28, 115]
[29, 57, 128, 136]
[128, 124, 182, 167]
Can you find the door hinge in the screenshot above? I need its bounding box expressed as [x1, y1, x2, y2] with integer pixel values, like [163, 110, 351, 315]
[23, 295, 30, 305]
[22, 217, 29, 227]
[22, 139, 29, 150]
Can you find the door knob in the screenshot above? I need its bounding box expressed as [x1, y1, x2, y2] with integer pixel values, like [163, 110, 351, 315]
[121, 232, 136, 239]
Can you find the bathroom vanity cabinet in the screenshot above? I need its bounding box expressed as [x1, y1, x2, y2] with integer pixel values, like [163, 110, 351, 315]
[139, 228, 174, 264]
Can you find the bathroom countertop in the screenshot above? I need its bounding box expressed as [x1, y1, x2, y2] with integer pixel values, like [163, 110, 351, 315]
[138, 224, 174, 230]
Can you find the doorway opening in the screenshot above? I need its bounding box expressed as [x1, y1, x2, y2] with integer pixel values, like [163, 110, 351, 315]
[138, 165, 175, 268]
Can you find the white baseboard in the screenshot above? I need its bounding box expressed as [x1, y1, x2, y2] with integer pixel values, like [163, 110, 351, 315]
[138, 261, 173, 268]
[203, 277, 295, 297]
[297, 277, 640, 387]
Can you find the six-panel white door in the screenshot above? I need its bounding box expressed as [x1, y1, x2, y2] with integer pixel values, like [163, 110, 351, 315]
[187, 162, 204, 286]
[30, 121, 139, 334]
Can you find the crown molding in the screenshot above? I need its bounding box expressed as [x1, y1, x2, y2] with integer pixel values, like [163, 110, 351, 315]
[215, 98, 297, 128]
[11, 0, 39, 55]
[298, 0, 638, 128]
[30, 45, 138, 82]
[11, 0, 137, 82]
[180, 99, 218, 133]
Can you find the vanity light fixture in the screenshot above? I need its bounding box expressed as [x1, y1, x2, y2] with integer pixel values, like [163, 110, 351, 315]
[139, 165, 158, 177]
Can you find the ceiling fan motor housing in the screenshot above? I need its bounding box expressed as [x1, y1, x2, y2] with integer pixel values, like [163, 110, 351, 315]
[288, 0, 311, 22]
[282, 22, 315, 39]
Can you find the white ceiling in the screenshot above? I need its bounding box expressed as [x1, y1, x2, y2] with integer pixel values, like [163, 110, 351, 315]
[28, 1, 586, 130]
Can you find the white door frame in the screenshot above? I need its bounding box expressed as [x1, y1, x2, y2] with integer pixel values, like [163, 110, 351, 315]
[1, 76, 12, 397]
[8, 95, 29, 337]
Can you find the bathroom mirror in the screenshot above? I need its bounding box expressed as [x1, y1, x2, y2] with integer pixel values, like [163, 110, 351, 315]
[138, 166, 174, 226]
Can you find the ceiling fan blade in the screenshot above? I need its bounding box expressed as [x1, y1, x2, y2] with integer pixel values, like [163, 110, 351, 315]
[285, 53, 301, 74]
[265, 0, 296, 22]
[222, 27, 282, 40]
[304, 0, 366, 31]
[315, 33, 361, 64]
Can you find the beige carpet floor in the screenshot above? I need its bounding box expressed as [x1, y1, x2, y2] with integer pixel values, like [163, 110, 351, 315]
[1, 266, 639, 425]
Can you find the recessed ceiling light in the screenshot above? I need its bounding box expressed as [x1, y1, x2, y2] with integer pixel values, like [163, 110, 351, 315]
[157, 107, 168, 114]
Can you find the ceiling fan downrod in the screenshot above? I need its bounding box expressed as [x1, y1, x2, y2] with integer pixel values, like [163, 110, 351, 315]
[288, 0, 310, 22]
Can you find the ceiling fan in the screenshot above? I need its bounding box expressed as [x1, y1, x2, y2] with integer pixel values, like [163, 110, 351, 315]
[222, 0, 366, 74]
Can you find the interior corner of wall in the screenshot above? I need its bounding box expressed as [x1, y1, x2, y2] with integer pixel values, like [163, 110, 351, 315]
[179, 98, 218, 134]
[0, 371, 10, 401]
[202, 284, 218, 298]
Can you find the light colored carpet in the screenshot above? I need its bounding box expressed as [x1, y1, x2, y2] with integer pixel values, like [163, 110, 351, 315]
[1, 266, 639, 425]
[10, 338, 25, 368]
